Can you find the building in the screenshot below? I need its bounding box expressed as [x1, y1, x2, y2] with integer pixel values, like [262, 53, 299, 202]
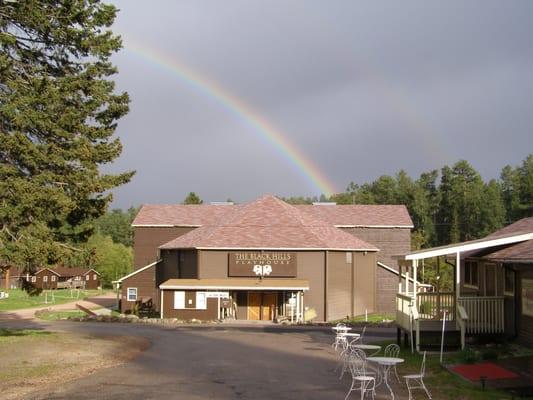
[0, 266, 25, 289]
[119, 195, 413, 321]
[31, 267, 101, 290]
[395, 217, 533, 349]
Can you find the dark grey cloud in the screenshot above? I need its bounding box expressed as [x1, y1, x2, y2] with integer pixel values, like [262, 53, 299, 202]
[106, 0, 533, 207]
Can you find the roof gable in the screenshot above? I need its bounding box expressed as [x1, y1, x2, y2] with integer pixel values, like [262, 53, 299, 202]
[160, 195, 378, 251]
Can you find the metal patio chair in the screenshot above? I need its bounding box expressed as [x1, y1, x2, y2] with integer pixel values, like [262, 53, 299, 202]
[384, 343, 401, 382]
[403, 351, 432, 400]
[345, 348, 376, 400]
[359, 325, 367, 344]
[333, 323, 349, 350]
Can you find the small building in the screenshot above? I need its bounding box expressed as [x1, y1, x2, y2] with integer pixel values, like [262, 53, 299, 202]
[32, 267, 101, 290]
[395, 217, 533, 349]
[119, 195, 413, 320]
[0, 266, 26, 289]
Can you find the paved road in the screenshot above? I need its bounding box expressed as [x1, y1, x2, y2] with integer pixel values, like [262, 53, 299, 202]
[1, 316, 396, 400]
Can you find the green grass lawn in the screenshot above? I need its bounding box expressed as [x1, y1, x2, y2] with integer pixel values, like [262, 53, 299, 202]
[0, 288, 107, 311]
[35, 310, 88, 320]
[335, 313, 395, 325]
[376, 340, 512, 400]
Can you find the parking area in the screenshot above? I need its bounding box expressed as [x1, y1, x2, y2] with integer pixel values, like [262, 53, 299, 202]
[14, 322, 396, 400]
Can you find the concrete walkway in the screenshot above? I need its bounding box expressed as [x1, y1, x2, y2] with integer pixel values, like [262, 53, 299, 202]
[0, 292, 116, 320]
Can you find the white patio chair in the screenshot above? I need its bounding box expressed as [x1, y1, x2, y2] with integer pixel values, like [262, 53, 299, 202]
[333, 323, 349, 350]
[403, 351, 431, 400]
[359, 325, 367, 344]
[345, 348, 376, 400]
[384, 343, 401, 382]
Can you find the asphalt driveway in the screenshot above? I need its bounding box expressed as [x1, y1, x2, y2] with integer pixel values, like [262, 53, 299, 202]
[4, 320, 395, 400]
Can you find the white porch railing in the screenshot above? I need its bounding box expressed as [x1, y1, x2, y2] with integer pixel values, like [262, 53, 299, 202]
[457, 296, 505, 334]
[396, 293, 414, 331]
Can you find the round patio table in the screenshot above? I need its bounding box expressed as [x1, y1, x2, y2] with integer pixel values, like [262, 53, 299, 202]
[366, 356, 404, 400]
[352, 343, 381, 356]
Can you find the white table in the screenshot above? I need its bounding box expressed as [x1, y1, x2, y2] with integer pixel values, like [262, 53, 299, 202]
[332, 326, 352, 332]
[367, 356, 404, 400]
[352, 343, 381, 356]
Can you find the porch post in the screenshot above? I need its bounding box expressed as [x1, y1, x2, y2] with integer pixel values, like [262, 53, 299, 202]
[455, 252, 461, 311]
[413, 259, 418, 303]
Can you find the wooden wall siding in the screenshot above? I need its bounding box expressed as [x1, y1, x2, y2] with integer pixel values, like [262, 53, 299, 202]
[157, 250, 179, 286]
[120, 263, 158, 312]
[179, 250, 198, 278]
[461, 261, 505, 297]
[162, 291, 219, 320]
[341, 227, 411, 313]
[199, 250, 228, 279]
[517, 268, 533, 347]
[354, 252, 376, 316]
[296, 251, 326, 321]
[133, 226, 195, 269]
[34, 271, 58, 289]
[327, 251, 352, 321]
[84, 274, 100, 289]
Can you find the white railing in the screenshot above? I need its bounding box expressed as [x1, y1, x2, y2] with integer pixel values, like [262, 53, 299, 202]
[458, 296, 504, 334]
[396, 293, 414, 331]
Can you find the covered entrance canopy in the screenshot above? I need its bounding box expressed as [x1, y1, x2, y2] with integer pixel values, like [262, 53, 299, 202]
[160, 278, 309, 322]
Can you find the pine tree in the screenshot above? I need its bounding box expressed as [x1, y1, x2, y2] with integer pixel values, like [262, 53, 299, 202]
[183, 192, 203, 205]
[0, 1, 133, 271]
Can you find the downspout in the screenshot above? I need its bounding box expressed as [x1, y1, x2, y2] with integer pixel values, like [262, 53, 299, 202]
[324, 250, 328, 322]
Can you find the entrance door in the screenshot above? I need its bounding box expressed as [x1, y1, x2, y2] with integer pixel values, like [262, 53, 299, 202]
[248, 292, 262, 320]
[262, 293, 277, 321]
[485, 264, 496, 296]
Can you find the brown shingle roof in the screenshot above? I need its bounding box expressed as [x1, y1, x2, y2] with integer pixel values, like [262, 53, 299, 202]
[485, 217, 533, 239]
[132, 204, 234, 226]
[37, 267, 99, 277]
[160, 195, 377, 251]
[482, 240, 533, 262]
[296, 204, 413, 227]
[132, 200, 413, 228]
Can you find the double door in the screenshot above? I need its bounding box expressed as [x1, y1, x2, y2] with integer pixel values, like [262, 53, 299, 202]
[248, 292, 277, 321]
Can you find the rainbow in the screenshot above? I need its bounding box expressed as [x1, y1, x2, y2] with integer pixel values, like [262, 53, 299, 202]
[122, 41, 337, 197]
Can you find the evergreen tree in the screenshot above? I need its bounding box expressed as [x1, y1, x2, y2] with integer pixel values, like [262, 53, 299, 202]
[0, 1, 133, 271]
[183, 192, 203, 205]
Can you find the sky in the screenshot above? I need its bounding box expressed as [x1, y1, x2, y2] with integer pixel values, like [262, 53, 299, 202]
[106, 1, 533, 208]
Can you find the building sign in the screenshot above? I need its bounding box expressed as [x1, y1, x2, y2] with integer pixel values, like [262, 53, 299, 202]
[522, 279, 533, 317]
[228, 252, 297, 277]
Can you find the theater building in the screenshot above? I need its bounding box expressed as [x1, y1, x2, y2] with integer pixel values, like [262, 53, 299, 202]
[118, 195, 412, 321]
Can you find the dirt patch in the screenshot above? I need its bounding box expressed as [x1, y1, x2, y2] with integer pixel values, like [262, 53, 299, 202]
[0, 329, 149, 400]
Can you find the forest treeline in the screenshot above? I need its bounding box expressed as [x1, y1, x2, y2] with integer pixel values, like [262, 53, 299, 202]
[282, 154, 532, 249]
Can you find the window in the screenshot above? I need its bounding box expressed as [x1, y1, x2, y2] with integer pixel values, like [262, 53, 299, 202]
[43, 275, 48, 282]
[465, 261, 478, 287]
[93, 274, 97, 280]
[504, 268, 515, 296]
[346, 252, 352, 264]
[196, 292, 207, 310]
[127, 288, 137, 302]
[51, 275, 56, 282]
[174, 291, 185, 309]
[31, 276, 36, 283]
[85, 275, 90, 281]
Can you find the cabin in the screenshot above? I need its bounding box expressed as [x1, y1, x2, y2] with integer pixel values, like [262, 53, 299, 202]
[0, 266, 26, 289]
[118, 195, 414, 320]
[32, 267, 101, 290]
[395, 217, 533, 349]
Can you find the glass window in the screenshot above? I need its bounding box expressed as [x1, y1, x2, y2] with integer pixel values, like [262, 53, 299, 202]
[465, 261, 479, 287]
[504, 268, 515, 295]
[43, 275, 48, 282]
[93, 274, 97, 280]
[196, 292, 207, 310]
[51, 275, 56, 282]
[174, 291, 185, 309]
[85, 275, 90, 281]
[127, 287, 137, 302]
[31, 276, 36, 283]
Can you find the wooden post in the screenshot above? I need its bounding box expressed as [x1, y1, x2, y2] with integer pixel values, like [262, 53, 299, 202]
[5, 267, 10, 290]
[436, 256, 441, 320]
